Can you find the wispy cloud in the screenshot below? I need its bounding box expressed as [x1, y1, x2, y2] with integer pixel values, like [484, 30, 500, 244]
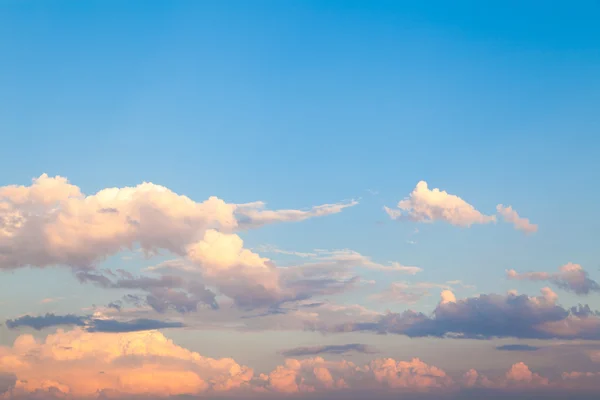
[280, 343, 378, 357]
[507, 263, 600, 295]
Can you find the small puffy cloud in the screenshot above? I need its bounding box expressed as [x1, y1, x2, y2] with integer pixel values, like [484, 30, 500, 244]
[440, 290, 456, 304]
[496, 204, 538, 234]
[384, 181, 495, 227]
[505, 362, 549, 387]
[5, 313, 184, 333]
[280, 344, 377, 357]
[507, 263, 600, 295]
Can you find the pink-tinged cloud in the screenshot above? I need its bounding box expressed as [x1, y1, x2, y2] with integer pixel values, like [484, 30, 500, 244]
[2, 329, 596, 398]
[258, 357, 455, 393]
[0, 329, 253, 398]
[496, 204, 538, 233]
[0, 174, 359, 310]
[507, 263, 600, 295]
[385, 181, 496, 227]
[0, 174, 355, 271]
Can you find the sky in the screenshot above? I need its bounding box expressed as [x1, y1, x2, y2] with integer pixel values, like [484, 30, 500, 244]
[1, 1, 600, 399]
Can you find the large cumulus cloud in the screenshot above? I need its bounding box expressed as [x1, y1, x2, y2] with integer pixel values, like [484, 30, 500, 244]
[0, 174, 356, 270]
[0, 174, 357, 310]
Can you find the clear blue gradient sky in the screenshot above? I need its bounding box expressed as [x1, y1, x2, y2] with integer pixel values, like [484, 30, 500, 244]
[1, 1, 600, 398]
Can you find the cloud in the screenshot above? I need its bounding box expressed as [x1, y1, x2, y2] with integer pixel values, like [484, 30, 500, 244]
[75, 269, 219, 313]
[86, 318, 184, 333]
[0, 175, 366, 313]
[334, 288, 600, 340]
[5, 313, 184, 333]
[384, 183, 536, 234]
[371, 282, 453, 304]
[0, 174, 354, 271]
[235, 199, 358, 229]
[384, 181, 496, 227]
[504, 362, 549, 386]
[496, 204, 538, 233]
[145, 245, 419, 312]
[496, 344, 541, 352]
[266, 247, 421, 275]
[280, 344, 378, 357]
[1, 329, 599, 398]
[0, 373, 16, 395]
[0, 328, 253, 398]
[257, 357, 454, 394]
[5, 314, 86, 331]
[507, 263, 600, 295]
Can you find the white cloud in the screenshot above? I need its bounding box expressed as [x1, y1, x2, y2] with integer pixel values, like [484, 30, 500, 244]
[385, 181, 496, 227]
[0, 174, 355, 271]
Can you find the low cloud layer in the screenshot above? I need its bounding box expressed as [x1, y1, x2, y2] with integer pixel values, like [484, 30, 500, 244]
[0, 329, 598, 399]
[507, 263, 600, 295]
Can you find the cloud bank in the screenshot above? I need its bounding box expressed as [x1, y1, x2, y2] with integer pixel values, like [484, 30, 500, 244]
[1, 329, 599, 399]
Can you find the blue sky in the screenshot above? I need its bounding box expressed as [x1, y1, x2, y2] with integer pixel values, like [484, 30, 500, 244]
[1, 1, 600, 398]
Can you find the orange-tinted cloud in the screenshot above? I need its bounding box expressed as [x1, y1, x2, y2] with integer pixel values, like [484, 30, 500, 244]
[0, 329, 253, 398]
[2, 329, 599, 398]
